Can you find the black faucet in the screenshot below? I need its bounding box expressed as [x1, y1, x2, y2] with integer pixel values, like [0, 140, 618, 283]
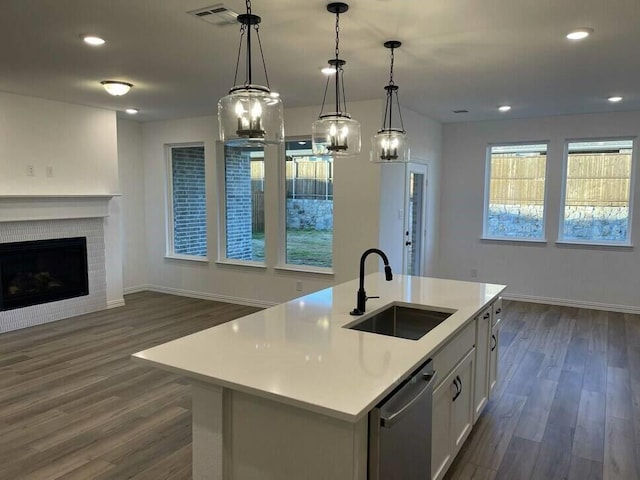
[350, 248, 393, 316]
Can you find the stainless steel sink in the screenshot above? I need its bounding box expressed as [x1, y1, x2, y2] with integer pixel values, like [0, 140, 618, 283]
[345, 304, 454, 340]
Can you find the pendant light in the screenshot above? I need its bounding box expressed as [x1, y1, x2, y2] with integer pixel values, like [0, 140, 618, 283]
[312, 3, 361, 157]
[217, 0, 284, 146]
[371, 41, 409, 163]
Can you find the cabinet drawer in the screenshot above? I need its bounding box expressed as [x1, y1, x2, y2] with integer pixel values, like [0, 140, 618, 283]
[492, 298, 503, 327]
[432, 321, 475, 390]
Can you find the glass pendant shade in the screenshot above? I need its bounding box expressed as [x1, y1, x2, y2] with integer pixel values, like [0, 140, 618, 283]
[218, 86, 283, 146]
[371, 40, 409, 163]
[371, 128, 409, 163]
[217, 1, 284, 147]
[312, 114, 361, 156]
[312, 3, 360, 157]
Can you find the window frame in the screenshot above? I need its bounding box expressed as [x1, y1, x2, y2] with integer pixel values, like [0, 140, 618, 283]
[276, 136, 335, 274]
[165, 142, 208, 262]
[216, 141, 267, 268]
[482, 141, 550, 242]
[557, 136, 637, 247]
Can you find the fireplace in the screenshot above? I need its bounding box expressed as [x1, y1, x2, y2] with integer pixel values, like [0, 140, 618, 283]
[0, 237, 89, 311]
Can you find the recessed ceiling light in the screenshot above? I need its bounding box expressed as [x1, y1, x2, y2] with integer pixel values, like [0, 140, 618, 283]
[81, 35, 106, 46]
[101, 81, 133, 96]
[608, 96, 623, 103]
[566, 28, 593, 40]
[321, 66, 337, 75]
[498, 105, 511, 112]
[125, 108, 139, 114]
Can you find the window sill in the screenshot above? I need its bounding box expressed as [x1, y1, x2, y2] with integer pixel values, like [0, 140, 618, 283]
[274, 264, 334, 276]
[215, 259, 267, 269]
[555, 240, 634, 249]
[165, 254, 209, 263]
[481, 237, 547, 245]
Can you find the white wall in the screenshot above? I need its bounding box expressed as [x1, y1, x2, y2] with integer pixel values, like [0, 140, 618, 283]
[439, 111, 640, 311]
[0, 91, 119, 195]
[117, 119, 146, 291]
[0, 91, 123, 306]
[134, 100, 442, 305]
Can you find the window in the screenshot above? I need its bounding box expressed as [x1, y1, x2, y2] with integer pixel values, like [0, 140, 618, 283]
[560, 139, 635, 244]
[284, 139, 333, 268]
[223, 145, 265, 262]
[484, 143, 548, 240]
[167, 144, 207, 258]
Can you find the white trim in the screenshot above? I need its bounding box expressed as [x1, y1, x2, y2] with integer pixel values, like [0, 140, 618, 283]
[0, 195, 119, 222]
[274, 264, 334, 275]
[138, 284, 275, 309]
[165, 254, 209, 263]
[107, 298, 126, 309]
[123, 285, 149, 295]
[503, 292, 640, 314]
[555, 240, 633, 249]
[215, 259, 267, 269]
[481, 237, 547, 244]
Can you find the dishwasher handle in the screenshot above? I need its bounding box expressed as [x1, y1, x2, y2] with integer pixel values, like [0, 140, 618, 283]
[379, 369, 437, 428]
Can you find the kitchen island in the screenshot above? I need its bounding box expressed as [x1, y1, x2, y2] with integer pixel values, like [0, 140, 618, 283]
[133, 274, 505, 480]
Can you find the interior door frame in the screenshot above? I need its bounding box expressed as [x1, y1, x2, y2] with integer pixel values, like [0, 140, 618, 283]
[403, 162, 428, 276]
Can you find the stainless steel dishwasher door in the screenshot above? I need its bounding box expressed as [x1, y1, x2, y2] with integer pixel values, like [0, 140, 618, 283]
[368, 359, 436, 480]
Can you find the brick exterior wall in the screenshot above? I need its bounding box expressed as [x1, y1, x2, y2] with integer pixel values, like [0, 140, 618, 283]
[225, 147, 253, 260]
[171, 146, 207, 256]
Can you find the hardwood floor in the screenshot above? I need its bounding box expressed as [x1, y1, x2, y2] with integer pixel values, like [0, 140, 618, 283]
[0, 292, 259, 480]
[2, 295, 639, 479]
[445, 301, 640, 480]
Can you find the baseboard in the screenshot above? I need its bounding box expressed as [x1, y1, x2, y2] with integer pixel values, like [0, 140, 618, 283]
[123, 285, 150, 295]
[502, 293, 640, 314]
[140, 284, 277, 309]
[107, 298, 126, 309]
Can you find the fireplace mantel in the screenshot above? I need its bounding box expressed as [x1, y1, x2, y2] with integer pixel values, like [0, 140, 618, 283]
[0, 195, 120, 222]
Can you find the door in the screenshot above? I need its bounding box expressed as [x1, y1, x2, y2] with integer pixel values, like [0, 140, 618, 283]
[404, 163, 427, 276]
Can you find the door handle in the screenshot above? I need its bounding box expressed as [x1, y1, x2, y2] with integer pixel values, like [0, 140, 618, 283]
[405, 241, 412, 246]
[379, 370, 438, 428]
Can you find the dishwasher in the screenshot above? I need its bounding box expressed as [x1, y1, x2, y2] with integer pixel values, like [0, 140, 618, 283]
[368, 359, 436, 480]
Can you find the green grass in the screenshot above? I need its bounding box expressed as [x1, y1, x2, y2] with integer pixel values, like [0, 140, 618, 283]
[252, 230, 332, 267]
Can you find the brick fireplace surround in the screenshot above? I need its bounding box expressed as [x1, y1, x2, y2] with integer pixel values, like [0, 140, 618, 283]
[0, 196, 113, 333]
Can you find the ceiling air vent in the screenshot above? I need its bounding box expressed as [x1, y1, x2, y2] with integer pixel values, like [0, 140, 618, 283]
[188, 4, 239, 26]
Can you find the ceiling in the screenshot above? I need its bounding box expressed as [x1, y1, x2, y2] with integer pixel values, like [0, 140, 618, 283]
[1, 0, 639, 123]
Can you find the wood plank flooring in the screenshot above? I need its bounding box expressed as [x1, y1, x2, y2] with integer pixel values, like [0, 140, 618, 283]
[445, 302, 640, 480]
[0, 292, 259, 480]
[2, 294, 640, 479]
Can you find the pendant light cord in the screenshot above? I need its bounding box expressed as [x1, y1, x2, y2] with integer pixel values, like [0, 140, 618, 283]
[334, 10, 341, 115]
[381, 45, 405, 132]
[231, 0, 271, 90]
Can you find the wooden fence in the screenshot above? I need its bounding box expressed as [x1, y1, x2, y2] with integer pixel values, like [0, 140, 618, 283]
[251, 159, 333, 200]
[490, 153, 631, 207]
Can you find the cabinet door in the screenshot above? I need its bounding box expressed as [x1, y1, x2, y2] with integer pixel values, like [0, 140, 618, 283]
[473, 307, 491, 423]
[431, 372, 455, 480]
[489, 320, 500, 396]
[452, 349, 475, 453]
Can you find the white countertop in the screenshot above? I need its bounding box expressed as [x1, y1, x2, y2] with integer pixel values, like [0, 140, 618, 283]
[132, 274, 505, 422]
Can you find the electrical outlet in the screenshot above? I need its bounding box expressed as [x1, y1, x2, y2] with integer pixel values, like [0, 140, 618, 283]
[26, 165, 35, 176]
[470, 269, 478, 279]
[46, 166, 54, 177]
[295, 280, 303, 292]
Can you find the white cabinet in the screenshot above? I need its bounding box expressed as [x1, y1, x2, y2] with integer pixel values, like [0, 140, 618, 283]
[473, 306, 492, 423]
[489, 299, 502, 396]
[431, 349, 475, 480]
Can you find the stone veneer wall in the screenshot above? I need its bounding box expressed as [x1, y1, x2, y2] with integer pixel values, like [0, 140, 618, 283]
[0, 218, 107, 333]
[225, 147, 252, 260]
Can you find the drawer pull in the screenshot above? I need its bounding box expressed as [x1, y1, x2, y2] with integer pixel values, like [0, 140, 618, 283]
[490, 334, 497, 352]
[495, 308, 502, 315]
[452, 377, 461, 401]
[483, 313, 490, 320]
